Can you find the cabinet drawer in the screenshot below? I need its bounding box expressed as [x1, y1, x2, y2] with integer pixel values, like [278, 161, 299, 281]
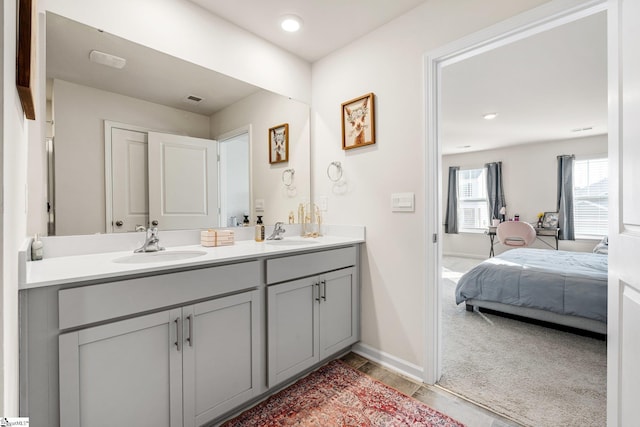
[59, 261, 261, 330]
[266, 246, 357, 284]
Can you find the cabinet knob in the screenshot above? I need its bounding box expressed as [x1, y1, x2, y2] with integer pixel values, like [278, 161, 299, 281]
[115, 220, 123, 227]
[151, 220, 159, 226]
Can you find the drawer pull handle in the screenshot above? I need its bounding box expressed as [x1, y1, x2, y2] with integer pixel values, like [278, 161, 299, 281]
[315, 282, 321, 302]
[186, 315, 193, 347]
[174, 317, 182, 352]
[321, 280, 327, 301]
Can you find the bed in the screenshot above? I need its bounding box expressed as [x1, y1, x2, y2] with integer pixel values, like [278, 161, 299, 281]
[455, 248, 608, 334]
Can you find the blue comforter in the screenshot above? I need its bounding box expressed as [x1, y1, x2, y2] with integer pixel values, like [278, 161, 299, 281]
[455, 248, 608, 322]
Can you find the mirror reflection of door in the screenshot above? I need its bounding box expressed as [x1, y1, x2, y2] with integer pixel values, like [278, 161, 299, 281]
[148, 132, 218, 230]
[108, 124, 219, 232]
[218, 130, 250, 227]
[110, 128, 148, 233]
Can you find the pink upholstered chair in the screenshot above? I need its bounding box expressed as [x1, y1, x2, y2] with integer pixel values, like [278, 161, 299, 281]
[496, 221, 536, 247]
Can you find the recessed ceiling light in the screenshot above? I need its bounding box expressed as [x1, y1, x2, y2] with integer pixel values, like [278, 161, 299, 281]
[89, 50, 126, 69]
[483, 112, 498, 120]
[280, 15, 303, 32]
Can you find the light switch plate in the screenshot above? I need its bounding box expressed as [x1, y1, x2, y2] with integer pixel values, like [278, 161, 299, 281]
[255, 199, 265, 212]
[391, 192, 415, 212]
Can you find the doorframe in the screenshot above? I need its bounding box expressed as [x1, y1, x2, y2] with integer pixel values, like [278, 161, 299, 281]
[423, 0, 609, 386]
[216, 125, 253, 228]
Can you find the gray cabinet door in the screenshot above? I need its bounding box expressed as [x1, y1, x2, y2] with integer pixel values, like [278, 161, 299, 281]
[182, 290, 260, 427]
[59, 308, 183, 427]
[319, 267, 358, 359]
[267, 277, 319, 388]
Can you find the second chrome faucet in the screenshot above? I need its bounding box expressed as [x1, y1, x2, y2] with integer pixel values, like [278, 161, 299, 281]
[266, 222, 286, 240]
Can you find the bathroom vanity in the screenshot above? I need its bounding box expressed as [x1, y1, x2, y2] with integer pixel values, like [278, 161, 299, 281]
[19, 230, 363, 427]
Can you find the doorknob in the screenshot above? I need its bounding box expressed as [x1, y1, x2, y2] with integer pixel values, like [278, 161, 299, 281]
[151, 220, 159, 226]
[115, 220, 123, 227]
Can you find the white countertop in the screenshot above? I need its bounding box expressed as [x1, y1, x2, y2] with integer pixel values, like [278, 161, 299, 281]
[22, 235, 364, 290]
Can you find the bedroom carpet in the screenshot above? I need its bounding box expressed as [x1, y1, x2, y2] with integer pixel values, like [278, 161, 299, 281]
[438, 256, 607, 427]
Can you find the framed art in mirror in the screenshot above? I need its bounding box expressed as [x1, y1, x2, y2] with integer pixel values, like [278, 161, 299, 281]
[342, 93, 375, 150]
[269, 123, 289, 164]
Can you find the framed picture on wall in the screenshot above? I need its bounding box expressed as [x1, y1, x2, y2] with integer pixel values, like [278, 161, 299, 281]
[542, 211, 559, 229]
[269, 123, 289, 164]
[341, 93, 375, 150]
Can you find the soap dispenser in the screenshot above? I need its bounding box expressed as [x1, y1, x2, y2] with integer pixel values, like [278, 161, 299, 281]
[255, 216, 265, 242]
[31, 233, 43, 261]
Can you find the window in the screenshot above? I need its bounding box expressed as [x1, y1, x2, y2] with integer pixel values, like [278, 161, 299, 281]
[457, 168, 489, 232]
[573, 157, 608, 237]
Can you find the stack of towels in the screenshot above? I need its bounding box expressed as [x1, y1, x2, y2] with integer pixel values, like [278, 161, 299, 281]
[200, 229, 235, 247]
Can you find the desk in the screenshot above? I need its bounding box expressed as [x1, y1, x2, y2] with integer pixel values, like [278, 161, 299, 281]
[486, 226, 560, 257]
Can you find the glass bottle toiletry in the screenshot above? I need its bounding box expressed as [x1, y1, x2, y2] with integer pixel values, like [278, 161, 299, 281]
[243, 214, 250, 227]
[255, 216, 265, 242]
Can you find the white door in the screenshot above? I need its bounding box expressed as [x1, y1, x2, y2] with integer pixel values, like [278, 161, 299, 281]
[111, 128, 148, 232]
[608, 1, 640, 425]
[148, 132, 218, 230]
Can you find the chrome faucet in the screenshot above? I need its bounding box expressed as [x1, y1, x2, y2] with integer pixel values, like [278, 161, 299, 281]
[266, 222, 286, 240]
[135, 227, 165, 253]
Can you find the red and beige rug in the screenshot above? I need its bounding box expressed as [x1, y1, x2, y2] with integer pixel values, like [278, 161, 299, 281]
[223, 360, 465, 426]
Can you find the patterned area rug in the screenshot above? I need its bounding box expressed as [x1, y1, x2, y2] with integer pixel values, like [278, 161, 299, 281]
[223, 360, 464, 426]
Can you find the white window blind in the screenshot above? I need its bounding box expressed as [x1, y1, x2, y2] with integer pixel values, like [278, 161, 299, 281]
[573, 157, 608, 237]
[457, 168, 489, 232]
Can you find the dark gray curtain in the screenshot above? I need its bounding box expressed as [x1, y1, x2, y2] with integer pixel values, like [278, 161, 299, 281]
[445, 166, 459, 234]
[485, 162, 505, 221]
[557, 155, 575, 240]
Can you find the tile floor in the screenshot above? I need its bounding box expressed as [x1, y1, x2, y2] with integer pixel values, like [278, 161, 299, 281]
[340, 352, 523, 427]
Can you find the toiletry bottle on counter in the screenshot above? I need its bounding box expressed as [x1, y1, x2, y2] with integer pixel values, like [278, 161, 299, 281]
[255, 216, 265, 242]
[31, 233, 43, 261]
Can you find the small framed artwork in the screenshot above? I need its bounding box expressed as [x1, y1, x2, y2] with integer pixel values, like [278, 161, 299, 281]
[542, 211, 559, 229]
[269, 123, 289, 164]
[341, 93, 375, 150]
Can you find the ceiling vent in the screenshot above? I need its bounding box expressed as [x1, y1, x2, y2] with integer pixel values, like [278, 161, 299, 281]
[184, 95, 204, 103]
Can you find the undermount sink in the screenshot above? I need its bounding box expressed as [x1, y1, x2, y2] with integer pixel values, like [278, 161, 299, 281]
[113, 250, 207, 264]
[265, 239, 320, 246]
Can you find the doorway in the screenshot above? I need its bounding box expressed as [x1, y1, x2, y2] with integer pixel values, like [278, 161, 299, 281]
[423, 0, 609, 424]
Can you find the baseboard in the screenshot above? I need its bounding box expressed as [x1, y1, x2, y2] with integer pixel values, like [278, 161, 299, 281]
[351, 343, 424, 383]
[443, 251, 486, 260]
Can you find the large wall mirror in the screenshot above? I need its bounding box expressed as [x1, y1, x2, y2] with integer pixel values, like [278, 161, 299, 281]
[45, 12, 310, 236]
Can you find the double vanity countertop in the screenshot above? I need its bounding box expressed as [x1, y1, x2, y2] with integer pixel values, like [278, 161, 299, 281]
[21, 230, 365, 290]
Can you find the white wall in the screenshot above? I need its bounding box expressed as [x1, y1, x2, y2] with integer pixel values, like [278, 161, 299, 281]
[310, 0, 550, 368]
[52, 79, 211, 236]
[211, 90, 311, 225]
[39, 0, 311, 104]
[2, 0, 29, 414]
[443, 135, 607, 258]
